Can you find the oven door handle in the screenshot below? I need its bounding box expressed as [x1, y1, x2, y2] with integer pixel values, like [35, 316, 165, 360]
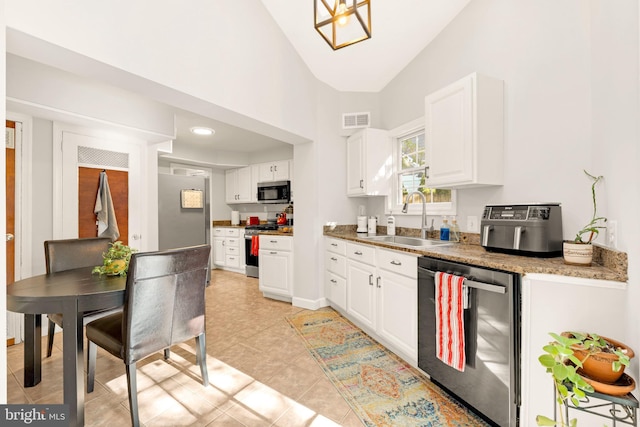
[418, 267, 506, 294]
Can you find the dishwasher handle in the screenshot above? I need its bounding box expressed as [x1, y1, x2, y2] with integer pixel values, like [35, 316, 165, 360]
[418, 267, 506, 294]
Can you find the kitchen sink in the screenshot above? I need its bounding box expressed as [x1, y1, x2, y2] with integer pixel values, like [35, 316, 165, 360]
[358, 235, 451, 248]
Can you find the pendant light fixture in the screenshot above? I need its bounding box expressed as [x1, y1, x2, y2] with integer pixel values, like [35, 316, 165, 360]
[314, 0, 371, 50]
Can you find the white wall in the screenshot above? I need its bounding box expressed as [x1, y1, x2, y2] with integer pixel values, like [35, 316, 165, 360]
[5, 0, 317, 144]
[7, 55, 175, 141]
[30, 119, 54, 276]
[381, 0, 597, 236]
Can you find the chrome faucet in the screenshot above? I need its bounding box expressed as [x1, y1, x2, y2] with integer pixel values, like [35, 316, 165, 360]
[402, 191, 428, 239]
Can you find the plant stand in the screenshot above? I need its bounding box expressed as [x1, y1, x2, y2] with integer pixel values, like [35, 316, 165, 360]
[555, 386, 638, 426]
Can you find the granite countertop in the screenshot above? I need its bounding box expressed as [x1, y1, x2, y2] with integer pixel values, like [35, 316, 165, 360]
[324, 225, 628, 283]
[260, 230, 294, 237]
[212, 221, 245, 228]
[212, 220, 293, 236]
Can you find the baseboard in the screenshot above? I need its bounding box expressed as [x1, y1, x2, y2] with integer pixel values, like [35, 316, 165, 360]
[292, 296, 329, 310]
[7, 338, 15, 347]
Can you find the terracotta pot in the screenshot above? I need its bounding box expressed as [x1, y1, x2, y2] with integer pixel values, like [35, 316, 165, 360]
[562, 332, 635, 384]
[563, 241, 593, 266]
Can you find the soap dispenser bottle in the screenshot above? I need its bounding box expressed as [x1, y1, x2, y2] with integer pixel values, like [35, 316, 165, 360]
[450, 218, 460, 242]
[440, 217, 450, 241]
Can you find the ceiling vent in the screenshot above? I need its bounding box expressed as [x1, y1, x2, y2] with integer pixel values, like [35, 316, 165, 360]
[342, 112, 370, 129]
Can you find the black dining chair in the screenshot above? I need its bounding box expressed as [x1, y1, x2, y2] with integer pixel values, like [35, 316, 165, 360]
[44, 237, 118, 358]
[85, 244, 211, 427]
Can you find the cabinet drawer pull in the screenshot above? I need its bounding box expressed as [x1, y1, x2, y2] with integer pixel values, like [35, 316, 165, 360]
[390, 260, 402, 266]
[368, 274, 373, 286]
[354, 251, 363, 256]
[331, 243, 338, 247]
[270, 251, 277, 254]
[330, 279, 337, 284]
[330, 257, 338, 261]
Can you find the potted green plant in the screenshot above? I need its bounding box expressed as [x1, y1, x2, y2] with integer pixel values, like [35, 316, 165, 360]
[537, 332, 594, 426]
[560, 331, 633, 384]
[563, 170, 607, 266]
[92, 241, 136, 276]
[537, 331, 635, 426]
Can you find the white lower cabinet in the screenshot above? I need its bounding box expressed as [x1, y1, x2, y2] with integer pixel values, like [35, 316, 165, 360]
[346, 256, 377, 330]
[259, 235, 293, 301]
[325, 238, 347, 311]
[327, 240, 418, 364]
[377, 248, 418, 361]
[212, 227, 244, 273]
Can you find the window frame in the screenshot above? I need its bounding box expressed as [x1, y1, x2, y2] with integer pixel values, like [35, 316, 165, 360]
[388, 118, 457, 216]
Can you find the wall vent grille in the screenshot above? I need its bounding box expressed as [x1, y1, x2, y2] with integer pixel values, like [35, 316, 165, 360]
[342, 112, 370, 129]
[78, 146, 129, 169]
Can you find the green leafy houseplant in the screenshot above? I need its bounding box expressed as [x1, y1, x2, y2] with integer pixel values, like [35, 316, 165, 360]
[537, 332, 594, 427]
[537, 332, 633, 426]
[92, 241, 136, 276]
[574, 170, 607, 244]
[564, 332, 631, 374]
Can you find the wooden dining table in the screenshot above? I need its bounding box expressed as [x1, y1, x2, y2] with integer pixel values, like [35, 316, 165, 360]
[6, 266, 126, 427]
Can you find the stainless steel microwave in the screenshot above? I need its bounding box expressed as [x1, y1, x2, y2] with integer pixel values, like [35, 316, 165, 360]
[257, 180, 290, 204]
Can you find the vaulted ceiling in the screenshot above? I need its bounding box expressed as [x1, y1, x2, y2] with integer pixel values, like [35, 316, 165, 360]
[262, 0, 471, 92]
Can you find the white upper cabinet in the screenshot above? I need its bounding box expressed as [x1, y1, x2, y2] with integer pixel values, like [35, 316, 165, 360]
[225, 166, 252, 204]
[424, 72, 504, 188]
[257, 160, 290, 182]
[346, 128, 392, 196]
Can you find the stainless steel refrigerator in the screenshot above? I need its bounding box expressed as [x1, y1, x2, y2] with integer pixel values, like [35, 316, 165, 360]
[158, 173, 211, 280]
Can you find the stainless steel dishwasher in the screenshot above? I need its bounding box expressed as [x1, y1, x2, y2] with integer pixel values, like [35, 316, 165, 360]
[418, 256, 521, 427]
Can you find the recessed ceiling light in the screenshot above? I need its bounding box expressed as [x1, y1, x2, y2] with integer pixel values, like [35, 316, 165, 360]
[190, 127, 215, 136]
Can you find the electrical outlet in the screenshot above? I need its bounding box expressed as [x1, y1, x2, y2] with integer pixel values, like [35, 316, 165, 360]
[607, 220, 618, 248]
[467, 216, 479, 233]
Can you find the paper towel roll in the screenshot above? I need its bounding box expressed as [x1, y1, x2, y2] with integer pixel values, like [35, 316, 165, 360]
[231, 211, 240, 225]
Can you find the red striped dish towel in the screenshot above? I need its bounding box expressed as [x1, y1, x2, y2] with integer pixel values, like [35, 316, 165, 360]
[435, 272, 466, 372]
[251, 235, 259, 256]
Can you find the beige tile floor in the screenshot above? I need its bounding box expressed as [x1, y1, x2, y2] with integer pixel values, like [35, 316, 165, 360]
[6, 269, 365, 426]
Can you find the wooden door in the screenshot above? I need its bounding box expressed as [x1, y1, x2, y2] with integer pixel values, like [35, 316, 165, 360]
[6, 121, 16, 346]
[78, 167, 129, 245]
[5, 121, 16, 285]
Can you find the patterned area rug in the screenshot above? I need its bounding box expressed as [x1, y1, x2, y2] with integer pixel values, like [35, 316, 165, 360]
[286, 308, 490, 427]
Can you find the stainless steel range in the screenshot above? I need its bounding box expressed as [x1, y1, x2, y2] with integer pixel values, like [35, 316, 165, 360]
[244, 223, 278, 278]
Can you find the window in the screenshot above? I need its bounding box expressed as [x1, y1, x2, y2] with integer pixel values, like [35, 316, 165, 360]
[390, 119, 455, 215]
